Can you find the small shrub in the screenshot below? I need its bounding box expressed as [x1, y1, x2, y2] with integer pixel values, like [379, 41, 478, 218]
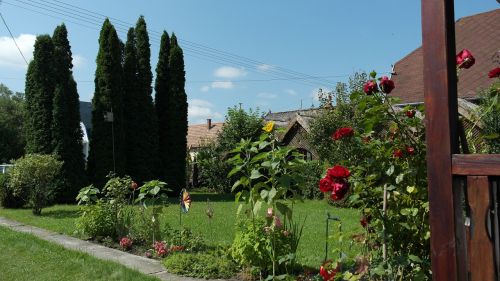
[163, 225, 207, 252]
[76, 200, 118, 238]
[103, 173, 133, 204]
[295, 160, 325, 199]
[163, 251, 236, 279]
[8, 154, 62, 215]
[129, 207, 162, 245]
[196, 141, 233, 193]
[0, 172, 25, 208]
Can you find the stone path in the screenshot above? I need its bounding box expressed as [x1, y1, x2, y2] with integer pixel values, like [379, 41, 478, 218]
[0, 216, 231, 281]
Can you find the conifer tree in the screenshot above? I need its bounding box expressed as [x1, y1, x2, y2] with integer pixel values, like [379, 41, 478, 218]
[25, 35, 55, 154]
[51, 24, 87, 202]
[87, 19, 125, 186]
[154, 31, 171, 182]
[165, 33, 188, 191]
[121, 16, 159, 182]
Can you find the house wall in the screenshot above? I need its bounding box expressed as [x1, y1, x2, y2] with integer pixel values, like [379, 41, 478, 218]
[282, 123, 318, 160]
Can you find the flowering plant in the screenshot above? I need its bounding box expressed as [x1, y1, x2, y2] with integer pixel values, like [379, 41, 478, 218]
[119, 237, 133, 250]
[153, 241, 168, 257]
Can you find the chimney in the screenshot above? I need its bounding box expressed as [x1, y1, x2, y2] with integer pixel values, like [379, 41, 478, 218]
[207, 118, 212, 130]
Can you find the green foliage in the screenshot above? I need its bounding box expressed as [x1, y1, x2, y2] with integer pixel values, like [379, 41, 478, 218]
[295, 160, 325, 199]
[76, 199, 119, 238]
[76, 185, 100, 205]
[0, 173, 24, 208]
[218, 106, 263, 151]
[103, 174, 133, 204]
[0, 84, 25, 163]
[25, 35, 56, 155]
[87, 19, 125, 187]
[162, 226, 207, 252]
[160, 34, 188, 192]
[8, 154, 62, 215]
[122, 18, 159, 183]
[163, 251, 236, 279]
[479, 81, 500, 153]
[154, 31, 172, 182]
[51, 24, 87, 203]
[195, 140, 232, 193]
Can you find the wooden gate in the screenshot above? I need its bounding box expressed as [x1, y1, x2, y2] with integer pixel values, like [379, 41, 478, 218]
[422, 0, 500, 280]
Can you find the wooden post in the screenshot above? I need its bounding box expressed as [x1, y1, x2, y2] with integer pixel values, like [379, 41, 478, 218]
[421, 0, 464, 280]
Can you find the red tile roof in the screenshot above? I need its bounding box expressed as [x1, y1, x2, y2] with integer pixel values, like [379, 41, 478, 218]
[187, 122, 224, 149]
[391, 9, 500, 103]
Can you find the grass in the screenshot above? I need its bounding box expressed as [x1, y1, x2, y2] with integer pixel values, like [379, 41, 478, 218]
[0, 193, 362, 268]
[0, 225, 160, 281]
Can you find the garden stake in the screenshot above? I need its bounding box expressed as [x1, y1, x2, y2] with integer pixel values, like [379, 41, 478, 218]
[325, 212, 341, 262]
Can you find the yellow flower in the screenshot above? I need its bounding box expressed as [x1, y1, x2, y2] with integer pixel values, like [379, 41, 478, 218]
[262, 121, 275, 133]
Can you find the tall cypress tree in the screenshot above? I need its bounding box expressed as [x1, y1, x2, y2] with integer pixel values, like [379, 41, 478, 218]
[120, 16, 159, 182]
[87, 19, 125, 187]
[165, 33, 188, 191]
[154, 31, 171, 182]
[25, 35, 55, 154]
[51, 24, 87, 202]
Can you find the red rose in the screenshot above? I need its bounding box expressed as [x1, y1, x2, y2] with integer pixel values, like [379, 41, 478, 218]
[327, 165, 351, 179]
[393, 149, 403, 158]
[456, 49, 475, 69]
[332, 127, 354, 141]
[130, 181, 138, 190]
[320, 260, 338, 281]
[319, 176, 334, 192]
[406, 146, 415, 155]
[488, 67, 500, 78]
[330, 181, 349, 201]
[406, 110, 416, 118]
[379, 76, 395, 94]
[363, 80, 378, 95]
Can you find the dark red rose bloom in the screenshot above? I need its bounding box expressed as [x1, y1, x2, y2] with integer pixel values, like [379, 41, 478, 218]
[456, 49, 475, 69]
[327, 165, 351, 179]
[393, 149, 403, 158]
[330, 181, 349, 201]
[406, 109, 416, 118]
[319, 176, 334, 192]
[332, 127, 354, 141]
[379, 76, 395, 94]
[488, 67, 500, 78]
[363, 80, 378, 95]
[406, 146, 415, 155]
[360, 215, 371, 228]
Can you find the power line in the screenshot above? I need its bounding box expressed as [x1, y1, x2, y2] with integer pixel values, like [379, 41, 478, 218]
[4, 0, 342, 88]
[0, 7, 29, 65]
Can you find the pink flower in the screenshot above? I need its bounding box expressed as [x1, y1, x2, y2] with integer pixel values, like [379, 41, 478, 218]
[456, 49, 475, 69]
[153, 241, 168, 257]
[488, 67, 500, 78]
[130, 181, 138, 190]
[266, 207, 274, 218]
[363, 80, 378, 95]
[282, 230, 290, 237]
[320, 260, 338, 281]
[274, 216, 283, 229]
[406, 146, 415, 155]
[119, 237, 133, 250]
[379, 76, 395, 94]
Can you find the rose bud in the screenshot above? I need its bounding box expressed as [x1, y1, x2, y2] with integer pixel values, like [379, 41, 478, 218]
[406, 146, 415, 155]
[456, 49, 475, 69]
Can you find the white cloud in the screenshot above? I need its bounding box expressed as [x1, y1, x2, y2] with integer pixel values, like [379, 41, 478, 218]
[188, 98, 223, 122]
[257, 92, 278, 99]
[200, 85, 210, 92]
[73, 54, 86, 69]
[285, 89, 297, 96]
[214, 66, 247, 79]
[0, 34, 35, 69]
[211, 81, 234, 89]
[257, 64, 273, 71]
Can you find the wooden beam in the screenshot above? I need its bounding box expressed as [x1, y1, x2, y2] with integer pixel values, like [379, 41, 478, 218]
[421, 0, 464, 280]
[452, 154, 500, 176]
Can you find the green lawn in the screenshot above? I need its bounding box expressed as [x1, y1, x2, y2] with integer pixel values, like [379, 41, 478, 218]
[0, 193, 362, 268]
[0, 226, 160, 281]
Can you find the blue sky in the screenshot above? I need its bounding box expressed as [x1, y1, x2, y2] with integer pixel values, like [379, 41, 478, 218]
[0, 1, 498, 124]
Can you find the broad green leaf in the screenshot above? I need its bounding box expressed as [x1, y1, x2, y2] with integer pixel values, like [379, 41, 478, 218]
[227, 166, 242, 178]
[407, 186, 416, 193]
[395, 173, 404, 184]
[250, 169, 263, 179]
[386, 165, 394, 176]
[260, 189, 268, 200]
[253, 201, 262, 215]
[268, 187, 277, 203]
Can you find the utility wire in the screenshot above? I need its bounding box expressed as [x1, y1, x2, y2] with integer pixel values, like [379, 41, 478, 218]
[0, 3, 29, 65]
[5, 0, 343, 88]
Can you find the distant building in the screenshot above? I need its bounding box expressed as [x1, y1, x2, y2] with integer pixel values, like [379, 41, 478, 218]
[187, 119, 224, 153]
[264, 108, 320, 160]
